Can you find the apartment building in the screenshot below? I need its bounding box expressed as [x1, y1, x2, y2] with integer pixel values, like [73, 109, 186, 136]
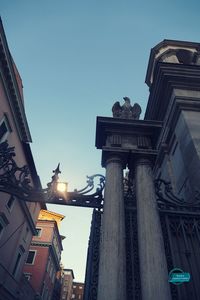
[23, 210, 64, 299]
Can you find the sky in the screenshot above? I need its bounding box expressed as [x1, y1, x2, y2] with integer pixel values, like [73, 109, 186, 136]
[1, 0, 200, 282]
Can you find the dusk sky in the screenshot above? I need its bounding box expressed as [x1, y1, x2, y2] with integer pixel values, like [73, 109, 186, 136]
[1, 0, 200, 282]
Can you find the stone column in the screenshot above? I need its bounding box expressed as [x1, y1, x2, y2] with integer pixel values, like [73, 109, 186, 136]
[135, 158, 171, 300]
[97, 155, 126, 300]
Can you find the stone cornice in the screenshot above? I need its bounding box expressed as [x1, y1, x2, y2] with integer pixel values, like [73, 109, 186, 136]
[38, 209, 65, 222]
[96, 116, 162, 149]
[145, 62, 200, 121]
[31, 241, 50, 247]
[145, 39, 200, 87]
[96, 117, 162, 168]
[0, 18, 32, 142]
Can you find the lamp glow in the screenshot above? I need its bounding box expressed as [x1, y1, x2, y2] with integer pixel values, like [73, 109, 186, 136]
[56, 182, 68, 193]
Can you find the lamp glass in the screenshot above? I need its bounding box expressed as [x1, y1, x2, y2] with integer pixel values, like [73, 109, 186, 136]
[56, 182, 68, 193]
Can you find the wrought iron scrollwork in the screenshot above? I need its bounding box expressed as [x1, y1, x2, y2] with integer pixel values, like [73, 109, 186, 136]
[0, 141, 105, 208]
[125, 210, 141, 300]
[124, 171, 141, 299]
[84, 209, 102, 300]
[159, 215, 178, 299]
[124, 171, 136, 209]
[156, 178, 200, 299]
[50, 174, 105, 208]
[0, 141, 32, 199]
[155, 178, 200, 211]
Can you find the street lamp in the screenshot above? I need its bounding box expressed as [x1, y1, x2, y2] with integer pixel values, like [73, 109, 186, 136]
[56, 182, 68, 194]
[0, 141, 105, 209]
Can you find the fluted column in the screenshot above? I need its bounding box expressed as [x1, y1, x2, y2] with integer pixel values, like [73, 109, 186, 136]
[135, 158, 171, 300]
[97, 155, 126, 300]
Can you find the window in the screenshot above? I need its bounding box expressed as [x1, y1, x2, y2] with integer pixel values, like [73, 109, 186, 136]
[26, 250, 36, 264]
[12, 246, 25, 277]
[12, 253, 22, 276]
[53, 236, 61, 261]
[0, 213, 9, 240]
[71, 295, 75, 299]
[23, 226, 29, 243]
[79, 286, 83, 289]
[0, 114, 12, 142]
[0, 121, 7, 139]
[6, 195, 15, 210]
[65, 271, 71, 275]
[46, 256, 52, 273]
[0, 222, 4, 238]
[34, 228, 42, 237]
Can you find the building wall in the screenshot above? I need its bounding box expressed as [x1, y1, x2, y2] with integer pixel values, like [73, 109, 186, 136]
[71, 282, 84, 300]
[24, 245, 49, 292]
[0, 18, 43, 299]
[51, 270, 63, 300]
[23, 211, 64, 300]
[60, 269, 74, 300]
[155, 105, 200, 202]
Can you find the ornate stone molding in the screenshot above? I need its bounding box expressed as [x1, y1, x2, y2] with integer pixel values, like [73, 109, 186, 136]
[0, 19, 32, 142]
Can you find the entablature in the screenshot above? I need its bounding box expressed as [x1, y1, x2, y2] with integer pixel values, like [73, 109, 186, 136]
[96, 116, 162, 149]
[145, 62, 200, 121]
[96, 116, 162, 168]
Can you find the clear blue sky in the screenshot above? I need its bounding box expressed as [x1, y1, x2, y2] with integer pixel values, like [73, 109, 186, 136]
[1, 0, 200, 282]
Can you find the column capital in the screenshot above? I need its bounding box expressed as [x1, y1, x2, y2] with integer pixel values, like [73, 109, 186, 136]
[128, 152, 158, 172]
[102, 151, 127, 169]
[105, 155, 123, 166]
[135, 157, 152, 168]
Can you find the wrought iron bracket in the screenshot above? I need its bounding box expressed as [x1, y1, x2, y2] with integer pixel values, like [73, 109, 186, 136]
[0, 141, 105, 209]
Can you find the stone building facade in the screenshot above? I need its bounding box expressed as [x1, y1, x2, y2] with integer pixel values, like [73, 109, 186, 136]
[84, 39, 200, 300]
[0, 18, 45, 300]
[72, 282, 84, 300]
[60, 269, 74, 300]
[23, 210, 64, 299]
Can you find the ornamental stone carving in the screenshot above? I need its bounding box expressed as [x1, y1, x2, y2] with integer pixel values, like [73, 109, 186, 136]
[112, 97, 142, 120]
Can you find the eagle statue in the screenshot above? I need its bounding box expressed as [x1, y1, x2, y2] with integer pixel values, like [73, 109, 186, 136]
[112, 97, 142, 120]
